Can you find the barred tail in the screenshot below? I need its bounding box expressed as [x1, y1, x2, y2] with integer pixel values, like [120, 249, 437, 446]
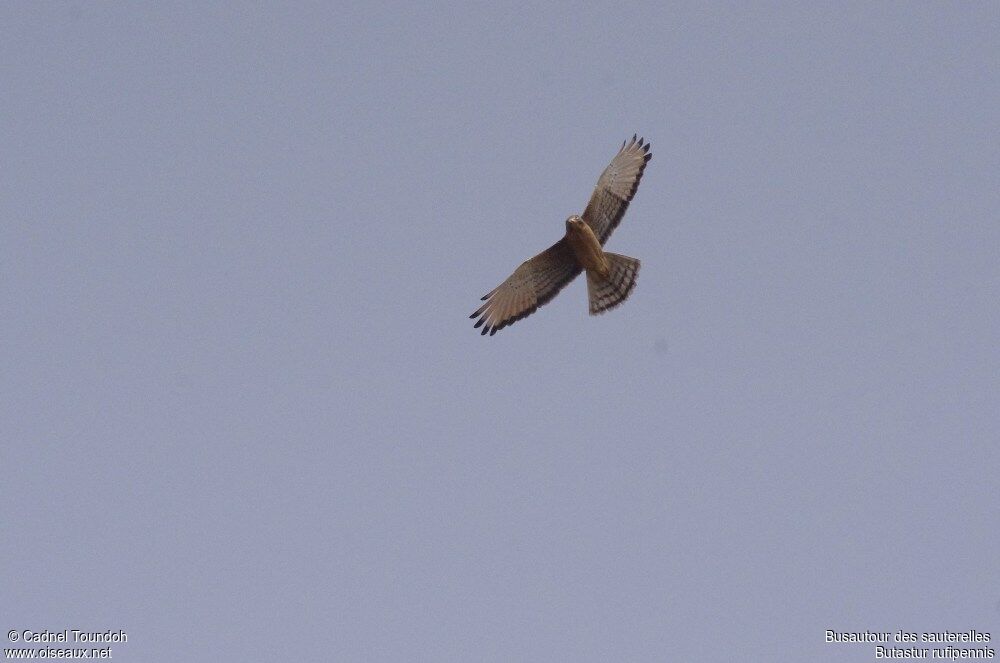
[586, 253, 640, 315]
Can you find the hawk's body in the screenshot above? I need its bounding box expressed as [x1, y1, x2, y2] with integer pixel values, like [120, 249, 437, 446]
[471, 135, 651, 335]
[565, 217, 608, 276]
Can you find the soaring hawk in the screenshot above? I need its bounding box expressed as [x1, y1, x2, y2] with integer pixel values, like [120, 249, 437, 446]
[470, 135, 652, 336]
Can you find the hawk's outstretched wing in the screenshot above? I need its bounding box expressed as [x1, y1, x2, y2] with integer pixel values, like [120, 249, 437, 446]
[469, 238, 582, 336]
[582, 135, 652, 245]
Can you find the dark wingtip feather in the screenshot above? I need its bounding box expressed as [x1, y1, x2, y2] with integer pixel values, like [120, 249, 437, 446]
[489, 327, 498, 336]
[473, 317, 485, 329]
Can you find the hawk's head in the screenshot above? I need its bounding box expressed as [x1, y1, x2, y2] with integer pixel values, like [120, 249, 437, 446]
[565, 215, 585, 232]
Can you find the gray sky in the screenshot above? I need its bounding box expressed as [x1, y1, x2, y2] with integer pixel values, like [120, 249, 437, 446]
[2, 2, 998, 661]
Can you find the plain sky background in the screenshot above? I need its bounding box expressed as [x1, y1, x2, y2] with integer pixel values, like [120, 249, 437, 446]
[2, 2, 998, 661]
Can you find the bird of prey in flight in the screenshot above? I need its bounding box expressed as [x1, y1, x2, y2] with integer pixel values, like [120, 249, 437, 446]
[470, 135, 651, 336]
